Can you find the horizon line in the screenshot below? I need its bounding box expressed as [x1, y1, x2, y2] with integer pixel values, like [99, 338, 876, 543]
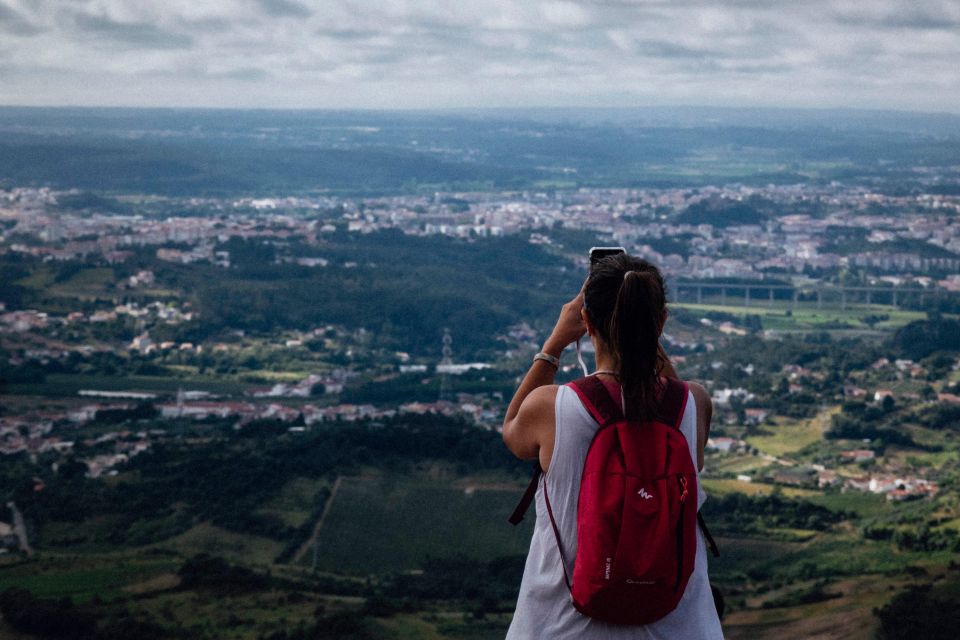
[0, 103, 959, 118]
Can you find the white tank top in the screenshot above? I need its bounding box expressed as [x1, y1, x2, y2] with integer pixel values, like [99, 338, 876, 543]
[506, 384, 724, 640]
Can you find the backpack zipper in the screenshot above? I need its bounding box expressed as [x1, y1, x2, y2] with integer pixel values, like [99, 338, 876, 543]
[673, 476, 688, 591]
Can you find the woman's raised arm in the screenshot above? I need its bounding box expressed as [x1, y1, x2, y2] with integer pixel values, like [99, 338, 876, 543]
[502, 283, 587, 462]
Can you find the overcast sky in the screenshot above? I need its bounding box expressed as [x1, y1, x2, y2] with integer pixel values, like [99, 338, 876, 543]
[1, 0, 958, 112]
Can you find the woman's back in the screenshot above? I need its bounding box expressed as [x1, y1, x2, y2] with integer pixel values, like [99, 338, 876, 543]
[506, 382, 723, 640]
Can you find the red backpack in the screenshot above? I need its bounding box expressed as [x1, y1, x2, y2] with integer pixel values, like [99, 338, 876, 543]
[510, 376, 719, 625]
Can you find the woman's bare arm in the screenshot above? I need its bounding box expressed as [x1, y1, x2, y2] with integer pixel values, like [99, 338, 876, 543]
[502, 384, 557, 462]
[502, 284, 587, 467]
[687, 381, 712, 471]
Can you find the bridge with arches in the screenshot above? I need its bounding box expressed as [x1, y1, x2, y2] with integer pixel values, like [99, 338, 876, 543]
[667, 281, 959, 310]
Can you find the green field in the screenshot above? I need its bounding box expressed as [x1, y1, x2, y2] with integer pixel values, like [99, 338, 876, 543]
[2, 372, 248, 397]
[16, 266, 118, 301]
[807, 492, 892, 519]
[0, 554, 177, 603]
[255, 477, 330, 529]
[672, 301, 927, 332]
[709, 536, 804, 581]
[308, 473, 533, 574]
[702, 478, 818, 499]
[746, 407, 837, 458]
[155, 523, 286, 567]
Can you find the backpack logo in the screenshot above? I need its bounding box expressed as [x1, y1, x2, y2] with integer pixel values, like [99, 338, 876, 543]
[637, 488, 654, 500]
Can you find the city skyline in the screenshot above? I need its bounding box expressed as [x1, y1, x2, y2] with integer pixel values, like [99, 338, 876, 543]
[0, 1, 958, 113]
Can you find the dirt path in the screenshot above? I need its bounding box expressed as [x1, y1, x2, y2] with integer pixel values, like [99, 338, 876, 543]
[290, 475, 343, 566]
[7, 501, 33, 557]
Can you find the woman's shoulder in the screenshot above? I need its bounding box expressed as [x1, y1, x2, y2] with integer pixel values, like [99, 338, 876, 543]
[680, 379, 711, 470]
[525, 384, 560, 409]
[682, 380, 710, 408]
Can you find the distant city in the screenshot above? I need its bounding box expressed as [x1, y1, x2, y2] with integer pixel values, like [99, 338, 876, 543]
[5, 182, 960, 283]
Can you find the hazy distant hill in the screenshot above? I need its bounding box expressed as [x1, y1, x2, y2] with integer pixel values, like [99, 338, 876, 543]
[1, 106, 958, 196]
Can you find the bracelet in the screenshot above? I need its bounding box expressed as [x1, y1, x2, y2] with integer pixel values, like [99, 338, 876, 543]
[533, 352, 560, 368]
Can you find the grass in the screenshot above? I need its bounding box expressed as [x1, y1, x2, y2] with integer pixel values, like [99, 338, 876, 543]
[725, 578, 884, 640]
[4, 372, 248, 397]
[0, 554, 177, 603]
[765, 528, 820, 542]
[807, 492, 891, 518]
[256, 477, 329, 529]
[709, 536, 803, 581]
[378, 615, 449, 640]
[308, 473, 534, 574]
[38, 515, 141, 550]
[900, 449, 960, 469]
[702, 478, 819, 498]
[434, 617, 513, 639]
[129, 588, 334, 640]
[15, 267, 56, 289]
[672, 301, 926, 332]
[244, 370, 311, 382]
[153, 523, 285, 567]
[774, 537, 956, 578]
[746, 407, 838, 458]
[707, 454, 773, 474]
[933, 517, 960, 531]
[46, 268, 115, 299]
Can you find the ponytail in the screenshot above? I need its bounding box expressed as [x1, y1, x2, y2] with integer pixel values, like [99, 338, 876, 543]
[584, 255, 667, 421]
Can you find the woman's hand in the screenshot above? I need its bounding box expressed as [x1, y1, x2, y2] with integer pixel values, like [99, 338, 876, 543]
[542, 281, 587, 356]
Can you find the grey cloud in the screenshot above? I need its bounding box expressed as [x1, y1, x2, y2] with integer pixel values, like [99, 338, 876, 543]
[0, 1, 42, 35]
[315, 28, 381, 40]
[174, 16, 237, 34]
[71, 12, 194, 49]
[144, 65, 272, 82]
[632, 40, 726, 61]
[724, 62, 793, 75]
[872, 12, 960, 30]
[0, 0, 956, 111]
[255, 0, 313, 19]
[833, 6, 960, 31]
[213, 67, 272, 81]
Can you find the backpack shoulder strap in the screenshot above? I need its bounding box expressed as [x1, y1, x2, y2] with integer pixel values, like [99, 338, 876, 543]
[508, 462, 542, 526]
[566, 375, 623, 426]
[654, 377, 689, 430]
[568, 376, 690, 428]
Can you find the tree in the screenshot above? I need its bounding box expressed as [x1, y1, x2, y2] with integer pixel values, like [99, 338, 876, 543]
[875, 585, 960, 640]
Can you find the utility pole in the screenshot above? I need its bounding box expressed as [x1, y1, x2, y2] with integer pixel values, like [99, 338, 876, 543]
[439, 328, 453, 402]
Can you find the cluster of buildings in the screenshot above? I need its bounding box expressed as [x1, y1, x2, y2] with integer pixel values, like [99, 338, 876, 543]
[700, 349, 959, 504]
[3, 184, 960, 285]
[0, 361, 502, 477]
[707, 437, 941, 502]
[819, 469, 939, 502]
[0, 416, 64, 456]
[0, 300, 192, 337]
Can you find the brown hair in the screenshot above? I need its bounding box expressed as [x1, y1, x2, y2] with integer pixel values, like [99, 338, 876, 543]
[584, 253, 667, 420]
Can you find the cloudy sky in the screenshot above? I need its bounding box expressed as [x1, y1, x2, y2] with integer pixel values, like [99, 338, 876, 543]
[1, 0, 958, 112]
